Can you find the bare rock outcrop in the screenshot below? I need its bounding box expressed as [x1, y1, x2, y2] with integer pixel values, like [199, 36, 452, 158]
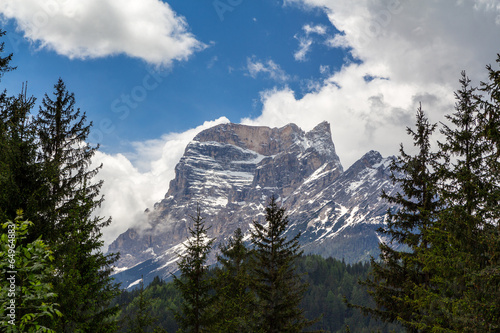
[108, 121, 398, 288]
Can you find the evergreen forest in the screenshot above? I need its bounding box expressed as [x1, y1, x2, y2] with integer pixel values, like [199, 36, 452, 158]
[112, 254, 401, 333]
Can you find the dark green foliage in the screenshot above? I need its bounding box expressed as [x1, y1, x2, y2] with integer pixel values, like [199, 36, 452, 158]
[298, 255, 401, 333]
[427, 69, 500, 332]
[0, 29, 15, 80]
[35, 78, 105, 242]
[0, 86, 42, 229]
[250, 196, 314, 333]
[356, 58, 500, 332]
[471, 54, 500, 330]
[0, 32, 43, 252]
[212, 228, 257, 332]
[416, 71, 489, 331]
[124, 277, 167, 333]
[0, 47, 121, 331]
[112, 276, 181, 333]
[173, 206, 215, 333]
[354, 105, 441, 332]
[33, 78, 121, 332]
[114, 256, 400, 333]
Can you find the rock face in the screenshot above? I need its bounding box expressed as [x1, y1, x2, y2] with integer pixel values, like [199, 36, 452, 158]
[108, 122, 399, 288]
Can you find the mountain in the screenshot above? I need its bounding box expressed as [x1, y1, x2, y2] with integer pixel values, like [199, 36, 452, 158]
[108, 121, 399, 288]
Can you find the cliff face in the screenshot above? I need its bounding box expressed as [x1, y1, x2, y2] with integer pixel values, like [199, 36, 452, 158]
[108, 121, 398, 288]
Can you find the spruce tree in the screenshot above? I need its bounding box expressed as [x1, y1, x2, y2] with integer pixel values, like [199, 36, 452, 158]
[419, 71, 493, 331]
[472, 54, 500, 332]
[354, 105, 441, 332]
[36, 78, 104, 241]
[0, 85, 42, 229]
[173, 205, 215, 333]
[213, 227, 256, 333]
[35, 78, 120, 332]
[0, 28, 13, 166]
[250, 196, 313, 333]
[357, 68, 500, 332]
[0, 29, 21, 203]
[0, 29, 15, 80]
[126, 277, 161, 333]
[430, 68, 500, 331]
[0, 31, 119, 331]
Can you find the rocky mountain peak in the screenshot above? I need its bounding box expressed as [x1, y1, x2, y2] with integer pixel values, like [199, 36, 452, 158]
[304, 121, 340, 164]
[308, 120, 331, 137]
[343, 150, 384, 176]
[358, 150, 383, 167]
[192, 122, 338, 161]
[193, 123, 278, 156]
[108, 121, 399, 288]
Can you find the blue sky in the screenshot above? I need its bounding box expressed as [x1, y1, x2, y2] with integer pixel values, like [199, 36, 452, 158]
[1, 0, 500, 247]
[1, 1, 348, 152]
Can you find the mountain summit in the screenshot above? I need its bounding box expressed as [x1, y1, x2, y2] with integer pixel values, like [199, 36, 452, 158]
[109, 122, 398, 288]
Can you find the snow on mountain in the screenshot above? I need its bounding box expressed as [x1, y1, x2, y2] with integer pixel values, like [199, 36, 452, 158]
[108, 121, 399, 288]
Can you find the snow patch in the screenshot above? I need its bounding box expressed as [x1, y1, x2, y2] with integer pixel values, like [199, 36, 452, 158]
[127, 279, 142, 289]
[143, 247, 156, 256]
[112, 266, 129, 274]
[373, 157, 392, 169]
[304, 163, 329, 185]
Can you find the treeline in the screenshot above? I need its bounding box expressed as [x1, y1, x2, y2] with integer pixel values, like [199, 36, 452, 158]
[112, 255, 400, 333]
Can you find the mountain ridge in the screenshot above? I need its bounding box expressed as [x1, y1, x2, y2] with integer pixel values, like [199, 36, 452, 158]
[108, 121, 398, 288]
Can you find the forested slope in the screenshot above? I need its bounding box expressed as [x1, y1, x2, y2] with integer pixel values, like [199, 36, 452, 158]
[112, 255, 401, 333]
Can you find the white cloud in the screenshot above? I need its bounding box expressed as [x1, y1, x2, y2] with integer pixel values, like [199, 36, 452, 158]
[293, 24, 328, 61]
[93, 117, 230, 250]
[294, 37, 313, 61]
[207, 55, 218, 69]
[246, 57, 290, 82]
[242, 65, 452, 166]
[247, 0, 500, 167]
[285, 0, 500, 85]
[0, 0, 206, 66]
[303, 23, 327, 35]
[325, 34, 349, 49]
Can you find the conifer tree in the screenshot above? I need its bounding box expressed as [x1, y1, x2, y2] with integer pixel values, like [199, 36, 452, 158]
[470, 54, 500, 332]
[0, 29, 15, 81]
[430, 69, 500, 331]
[357, 66, 500, 332]
[126, 277, 160, 333]
[250, 196, 313, 333]
[0, 31, 119, 331]
[213, 227, 256, 333]
[0, 85, 42, 229]
[354, 106, 442, 331]
[0, 31, 34, 224]
[414, 71, 493, 331]
[0, 30, 26, 212]
[35, 78, 120, 332]
[0, 28, 14, 171]
[36, 78, 104, 240]
[173, 205, 215, 333]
